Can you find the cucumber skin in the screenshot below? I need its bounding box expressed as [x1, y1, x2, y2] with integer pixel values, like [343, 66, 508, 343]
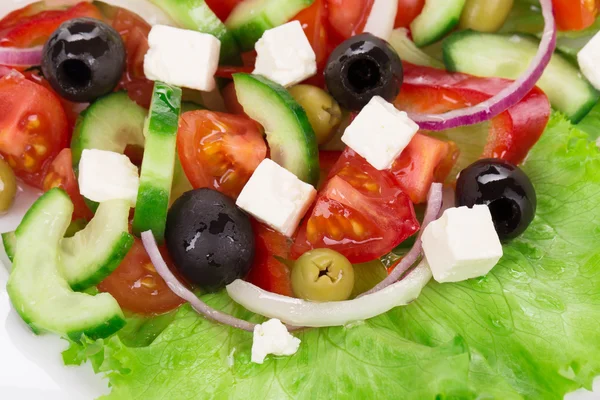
[132, 82, 182, 243]
[411, 0, 466, 47]
[443, 30, 600, 123]
[68, 232, 134, 292]
[8, 189, 126, 341]
[233, 73, 319, 186]
[2, 231, 16, 262]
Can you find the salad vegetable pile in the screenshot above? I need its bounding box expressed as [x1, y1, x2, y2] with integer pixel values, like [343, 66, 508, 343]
[1, 0, 600, 398]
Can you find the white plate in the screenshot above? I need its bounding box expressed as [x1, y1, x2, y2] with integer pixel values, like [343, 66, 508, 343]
[0, 186, 598, 399]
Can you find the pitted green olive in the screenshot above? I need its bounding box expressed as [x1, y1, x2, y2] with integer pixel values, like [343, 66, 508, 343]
[291, 249, 354, 302]
[0, 159, 17, 213]
[289, 85, 342, 145]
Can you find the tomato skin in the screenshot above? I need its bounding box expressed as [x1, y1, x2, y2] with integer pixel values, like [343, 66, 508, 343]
[292, 148, 419, 263]
[327, 0, 374, 39]
[0, 2, 103, 48]
[395, 63, 550, 166]
[205, 0, 244, 21]
[42, 148, 93, 221]
[318, 151, 342, 189]
[222, 82, 246, 115]
[112, 9, 154, 108]
[98, 239, 185, 315]
[390, 134, 458, 204]
[246, 220, 294, 296]
[0, 73, 69, 188]
[552, 0, 598, 31]
[177, 111, 267, 199]
[394, 0, 425, 28]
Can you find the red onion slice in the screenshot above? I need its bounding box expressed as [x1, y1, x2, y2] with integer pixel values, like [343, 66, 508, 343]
[360, 182, 443, 296]
[0, 46, 43, 67]
[408, 0, 556, 131]
[141, 231, 257, 332]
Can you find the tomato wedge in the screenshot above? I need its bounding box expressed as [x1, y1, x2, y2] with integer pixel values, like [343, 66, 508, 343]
[318, 151, 342, 188]
[112, 8, 154, 108]
[292, 148, 419, 263]
[0, 2, 103, 48]
[0, 73, 68, 188]
[327, 0, 374, 39]
[205, 0, 244, 21]
[394, 0, 425, 28]
[390, 134, 458, 204]
[552, 0, 598, 31]
[395, 63, 550, 166]
[42, 148, 92, 221]
[246, 220, 294, 296]
[98, 239, 185, 315]
[177, 111, 267, 199]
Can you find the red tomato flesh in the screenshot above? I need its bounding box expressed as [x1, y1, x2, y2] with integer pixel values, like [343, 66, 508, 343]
[177, 111, 267, 199]
[98, 239, 185, 315]
[292, 148, 419, 263]
[327, 0, 374, 39]
[0, 73, 68, 188]
[42, 148, 92, 221]
[205, 0, 244, 21]
[552, 0, 598, 31]
[246, 220, 294, 297]
[394, 0, 425, 28]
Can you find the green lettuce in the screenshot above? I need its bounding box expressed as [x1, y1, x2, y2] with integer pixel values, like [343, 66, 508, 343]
[67, 114, 600, 399]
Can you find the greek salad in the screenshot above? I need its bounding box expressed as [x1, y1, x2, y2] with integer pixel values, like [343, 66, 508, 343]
[2, 0, 600, 398]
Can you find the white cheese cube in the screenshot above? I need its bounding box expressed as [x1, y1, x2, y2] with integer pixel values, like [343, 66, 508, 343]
[78, 149, 139, 206]
[253, 21, 317, 87]
[578, 32, 600, 90]
[341, 96, 419, 171]
[236, 159, 316, 237]
[422, 205, 503, 283]
[144, 25, 220, 91]
[252, 319, 301, 364]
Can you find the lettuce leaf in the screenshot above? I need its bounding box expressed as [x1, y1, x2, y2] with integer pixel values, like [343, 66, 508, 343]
[72, 115, 600, 399]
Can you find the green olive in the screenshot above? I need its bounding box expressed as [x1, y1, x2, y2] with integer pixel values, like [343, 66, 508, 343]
[459, 0, 514, 33]
[288, 85, 342, 145]
[291, 249, 354, 302]
[0, 159, 17, 213]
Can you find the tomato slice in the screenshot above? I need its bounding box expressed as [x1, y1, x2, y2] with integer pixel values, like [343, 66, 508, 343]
[394, 0, 425, 28]
[98, 239, 185, 315]
[112, 8, 154, 108]
[177, 111, 267, 199]
[390, 134, 458, 204]
[246, 220, 294, 296]
[0, 73, 68, 188]
[395, 63, 550, 166]
[0, 3, 50, 31]
[552, 0, 598, 31]
[205, 0, 244, 21]
[326, 0, 374, 39]
[292, 148, 419, 263]
[42, 148, 93, 221]
[318, 151, 342, 189]
[0, 2, 103, 48]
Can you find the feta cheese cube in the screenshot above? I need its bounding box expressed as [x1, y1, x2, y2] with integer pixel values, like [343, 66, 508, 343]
[422, 205, 503, 283]
[578, 32, 600, 90]
[236, 159, 316, 237]
[253, 21, 317, 87]
[341, 96, 419, 171]
[78, 149, 139, 206]
[144, 25, 220, 91]
[252, 319, 301, 364]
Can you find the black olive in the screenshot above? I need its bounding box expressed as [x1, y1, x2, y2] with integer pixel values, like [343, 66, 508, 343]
[456, 159, 536, 241]
[41, 18, 125, 103]
[165, 188, 255, 292]
[324, 33, 403, 111]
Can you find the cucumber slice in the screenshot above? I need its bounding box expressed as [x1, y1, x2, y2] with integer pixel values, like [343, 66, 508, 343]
[233, 73, 319, 186]
[388, 28, 444, 69]
[443, 31, 600, 122]
[71, 92, 147, 168]
[2, 231, 15, 262]
[132, 82, 182, 242]
[410, 0, 466, 47]
[149, 0, 241, 64]
[7, 189, 125, 341]
[226, 0, 314, 51]
[4, 201, 133, 290]
[60, 200, 134, 291]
